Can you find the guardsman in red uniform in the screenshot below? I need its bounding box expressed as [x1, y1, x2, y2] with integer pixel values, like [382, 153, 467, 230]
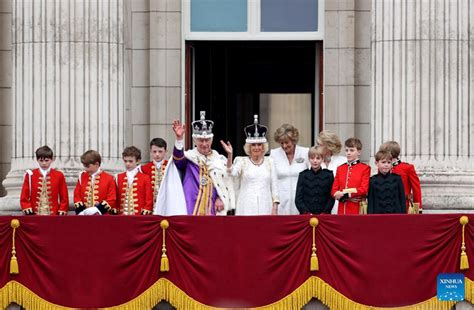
[140, 138, 168, 205]
[116, 146, 153, 215]
[73, 150, 117, 215]
[379, 141, 422, 213]
[20, 145, 69, 215]
[331, 138, 371, 214]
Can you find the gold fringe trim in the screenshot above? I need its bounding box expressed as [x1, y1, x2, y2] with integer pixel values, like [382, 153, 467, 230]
[257, 277, 455, 310]
[0, 279, 213, 310]
[465, 277, 474, 304]
[105, 278, 215, 310]
[0, 281, 70, 309]
[0, 277, 461, 309]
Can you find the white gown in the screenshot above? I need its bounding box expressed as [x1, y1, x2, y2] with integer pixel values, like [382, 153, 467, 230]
[229, 156, 279, 215]
[270, 145, 309, 215]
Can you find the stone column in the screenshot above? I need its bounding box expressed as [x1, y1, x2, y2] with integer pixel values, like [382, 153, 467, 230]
[126, 0, 182, 161]
[0, 0, 125, 213]
[372, 0, 474, 211]
[324, 0, 372, 162]
[0, 0, 12, 197]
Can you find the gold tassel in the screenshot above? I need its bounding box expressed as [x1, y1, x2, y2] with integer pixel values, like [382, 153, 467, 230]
[10, 257, 18, 275]
[160, 219, 170, 272]
[310, 254, 319, 271]
[309, 217, 319, 271]
[460, 216, 469, 270]
[160, 255, 169, 272]
[10, 219, 20, 274]
[461, 253, 469, 271]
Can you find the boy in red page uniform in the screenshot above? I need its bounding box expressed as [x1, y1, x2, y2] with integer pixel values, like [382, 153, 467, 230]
[20, 145, 69, 215]
[74, 150, 117, 215]
[141, 138, 168, 205]
[331, 138, 371, 214]
[116, 146, 153, 215]
[379, 141, 422, 213]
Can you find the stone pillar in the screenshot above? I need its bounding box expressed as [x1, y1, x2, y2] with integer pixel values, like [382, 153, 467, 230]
[0, 0, 125, 213]
[324, 0, 372, 162]
[126, 0, 182, 162]
[372, 0, 474, 211]
[0, 0, 12, 197]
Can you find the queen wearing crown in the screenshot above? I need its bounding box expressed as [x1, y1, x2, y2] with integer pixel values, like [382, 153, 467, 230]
[155, 111, 235, 216]
[221, 115, 280, 215]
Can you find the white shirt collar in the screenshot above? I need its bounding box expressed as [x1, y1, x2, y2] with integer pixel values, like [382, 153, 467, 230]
[39, 167, 51, 178]
[91, 168, 102, 180]
[126, 166, 140, 186]
[154, 159, 164, 169]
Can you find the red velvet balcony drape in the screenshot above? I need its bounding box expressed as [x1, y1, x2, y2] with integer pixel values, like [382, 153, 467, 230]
[0, 214, 472, 309]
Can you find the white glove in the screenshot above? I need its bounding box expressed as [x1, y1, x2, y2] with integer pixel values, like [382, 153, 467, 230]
[78, 206, 102, 216]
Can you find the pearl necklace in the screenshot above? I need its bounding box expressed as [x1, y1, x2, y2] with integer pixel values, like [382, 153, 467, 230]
[249, 157, 264, 166]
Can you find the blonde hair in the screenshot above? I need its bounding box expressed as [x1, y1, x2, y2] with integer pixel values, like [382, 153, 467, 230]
[379, 141, 401, 159]
[317, 130, 342, 155]
[243, 143, 269, 156]
[308, 146, 325, 158]
[273, 124, 299, 144]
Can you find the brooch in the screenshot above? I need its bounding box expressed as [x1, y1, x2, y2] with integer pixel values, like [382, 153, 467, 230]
[200, 176, 209, 186]
[295, 157, 305, 163]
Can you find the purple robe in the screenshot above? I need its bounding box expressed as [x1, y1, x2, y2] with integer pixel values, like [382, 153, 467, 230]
[173, 147, 218, 215]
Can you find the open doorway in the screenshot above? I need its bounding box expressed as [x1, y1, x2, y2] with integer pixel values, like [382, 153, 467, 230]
[185, 41, 322, 155]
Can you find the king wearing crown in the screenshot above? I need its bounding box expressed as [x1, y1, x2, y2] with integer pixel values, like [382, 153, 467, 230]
[154, 111, 235, 215]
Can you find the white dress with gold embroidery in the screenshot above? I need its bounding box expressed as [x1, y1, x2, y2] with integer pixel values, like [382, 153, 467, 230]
[229, 156, 279, 215]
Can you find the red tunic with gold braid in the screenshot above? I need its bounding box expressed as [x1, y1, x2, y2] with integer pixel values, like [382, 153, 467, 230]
[331, 160, 371, 215]
[20, 168, 69, 215]
[115, 171, 153, 215]
[141, 160, 168, 204]
[391, 160, 422, 212]
[73, 170, 116, 213]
